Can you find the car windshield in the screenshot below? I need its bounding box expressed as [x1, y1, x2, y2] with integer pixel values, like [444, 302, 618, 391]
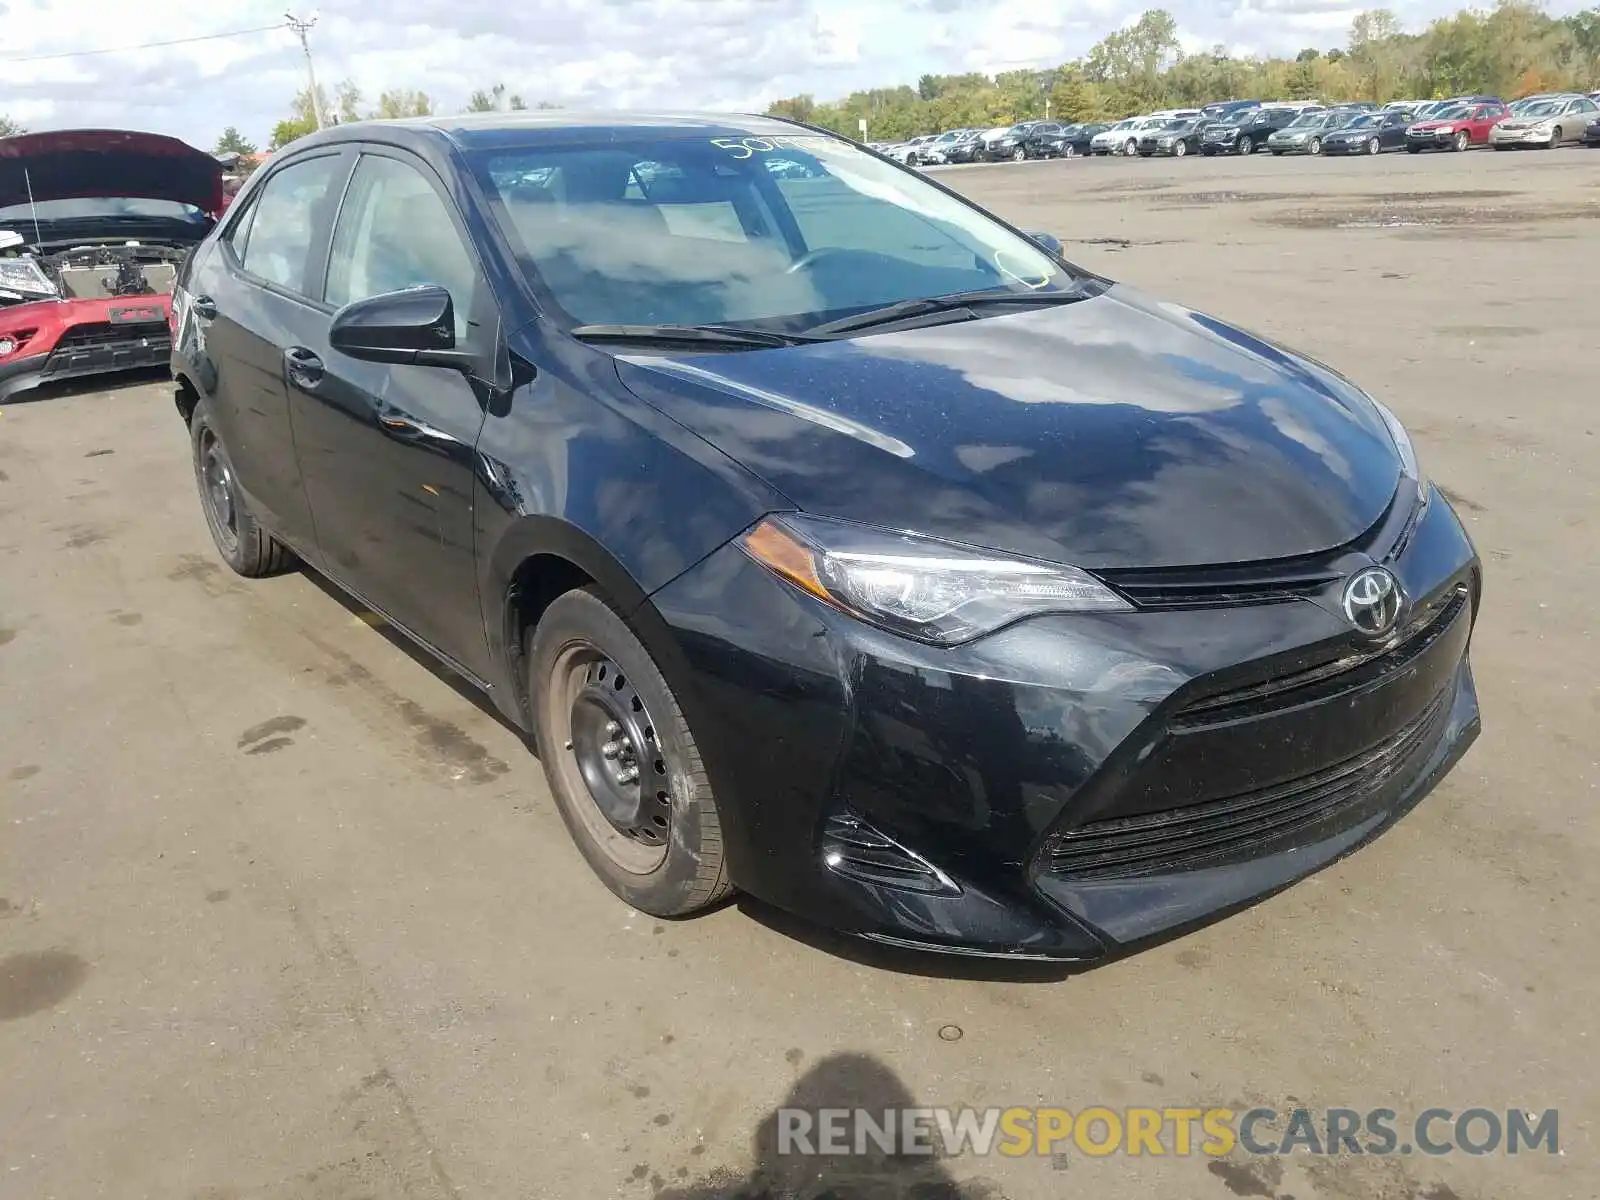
[1339, 114, 1379, 129]
[1519, 101, 1562, 116]
[1431, 106, 1469, 120]
[472, 133, 1079, 330]
[1286, 113, 1324, 128]
[0, 197, 207, 223]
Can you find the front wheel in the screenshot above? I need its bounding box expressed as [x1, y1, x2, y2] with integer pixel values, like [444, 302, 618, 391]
[1062, 144, 1077, 158]
[189, 399, 293, 578]
[1308, 137, 1322, 156]
[1125, 139, 1138, 156]
[1173, 140, 1188, 158]
[1238, 136, 1255, 155]
[1013, 146, 1026, 161]
[1407, 145, 1422, 154]
[1453, 130, 1470, 152]
[1547, 127, 1562, 149]
[529, 588, 733, 918]
[1367, 136, 1381, 156]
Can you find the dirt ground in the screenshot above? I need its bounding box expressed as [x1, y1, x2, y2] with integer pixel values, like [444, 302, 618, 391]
[1, 147, 1596, 1200]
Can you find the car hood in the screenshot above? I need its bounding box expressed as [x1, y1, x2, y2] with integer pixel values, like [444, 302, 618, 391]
[0, 129, 223, 213]
[1410, 120, 1459, 130]
[1496, 119, 1549, 130]
[614, 286, 1403, 570]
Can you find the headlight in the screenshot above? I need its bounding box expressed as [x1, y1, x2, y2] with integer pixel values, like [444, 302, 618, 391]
[740, 515, 1130, 645]
[0, 257, 59, 300]
[1370, 399, 1428, 508]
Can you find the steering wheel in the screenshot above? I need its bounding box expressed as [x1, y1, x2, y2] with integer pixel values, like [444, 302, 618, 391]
[785, 247, 858, 275]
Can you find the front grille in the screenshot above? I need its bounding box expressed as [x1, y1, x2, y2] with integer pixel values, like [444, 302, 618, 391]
[821, 814, 958, 895]
[1040, 687, 1450, 880]
[55, 320, 166, 349]
[1175, 585, 1468, 726]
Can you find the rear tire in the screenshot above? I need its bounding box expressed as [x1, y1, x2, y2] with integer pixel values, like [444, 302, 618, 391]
[528, 587, 733, 918]
[189, 398, 294, 578]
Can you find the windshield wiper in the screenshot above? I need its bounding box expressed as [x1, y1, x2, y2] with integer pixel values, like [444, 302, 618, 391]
[569, 323, 824, 350]
[802, 285, 1093, 337]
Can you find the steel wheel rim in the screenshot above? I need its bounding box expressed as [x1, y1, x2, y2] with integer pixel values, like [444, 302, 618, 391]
[550, 642, 670, 874]
[1013, 147, 1025, 161]
[1369, 137, 1380, 155]
[1309, 138, 1321, 155]
[198, 428, 240, 555]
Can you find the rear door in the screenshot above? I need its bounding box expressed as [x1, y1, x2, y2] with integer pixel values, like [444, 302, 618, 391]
[188, 150, 352, 553]
[285, 147, 496, 677]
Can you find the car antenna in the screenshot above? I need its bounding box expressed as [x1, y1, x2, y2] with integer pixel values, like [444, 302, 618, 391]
[24, 167, 42, 247]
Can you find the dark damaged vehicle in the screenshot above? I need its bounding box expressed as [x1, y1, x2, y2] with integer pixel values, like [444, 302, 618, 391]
[0, 129, 221, 400]
[169, 113, 1483, 961]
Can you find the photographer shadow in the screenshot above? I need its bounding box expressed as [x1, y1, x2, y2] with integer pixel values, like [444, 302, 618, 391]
[654, 1052, 1006, 1200]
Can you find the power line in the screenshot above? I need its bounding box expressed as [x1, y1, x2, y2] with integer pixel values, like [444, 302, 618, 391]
[1, 23, 288, 65]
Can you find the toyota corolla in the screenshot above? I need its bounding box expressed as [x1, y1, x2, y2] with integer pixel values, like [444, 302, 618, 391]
[169, 114, 1482, 961]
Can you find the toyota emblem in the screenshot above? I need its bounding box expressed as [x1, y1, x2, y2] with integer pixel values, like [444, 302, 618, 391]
[1341, 566, 1403, 637]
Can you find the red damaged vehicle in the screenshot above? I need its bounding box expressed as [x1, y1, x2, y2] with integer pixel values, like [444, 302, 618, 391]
[0, 129, 222, 401]
[1404, 100, 1509, 152]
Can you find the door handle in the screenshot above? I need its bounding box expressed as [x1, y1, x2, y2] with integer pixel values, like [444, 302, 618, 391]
[191, 294, 218, 321]
[283, 346, 325, 388]
[379, 412, 425, 438]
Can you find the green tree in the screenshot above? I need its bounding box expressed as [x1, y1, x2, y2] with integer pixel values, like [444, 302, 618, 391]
[466, 83, 527, 112]
[0, 115, 24, 138]
[373, 89, 434, 118]
[213, 126, 257, 156]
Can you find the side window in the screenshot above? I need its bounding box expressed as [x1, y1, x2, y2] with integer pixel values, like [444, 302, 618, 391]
[240, 155, 344, 295]
[324, 155, 478, 341]
[223, 199, 257, 259]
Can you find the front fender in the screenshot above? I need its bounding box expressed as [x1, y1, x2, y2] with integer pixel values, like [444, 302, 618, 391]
[472, 344, 787, 725]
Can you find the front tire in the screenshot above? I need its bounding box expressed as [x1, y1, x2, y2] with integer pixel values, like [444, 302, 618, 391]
[1125, 139, 1138, 156]
[1308, 137, 1322, 156]
[1062, 144, 1077, 158]
[528, 588, 733, 918]
[1367, 136, 1381, 155]
[1547, 127, 1562, 149]
[1012, 146, 1026, 161]
[1453, 130, 1470, 152]
[1173, 140, 1188, 158]
[1238, 136, 1255, 155]
[189, 399, 293, 578]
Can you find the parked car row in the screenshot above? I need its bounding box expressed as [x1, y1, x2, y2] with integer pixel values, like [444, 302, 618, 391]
[870, 91, 1600, 166]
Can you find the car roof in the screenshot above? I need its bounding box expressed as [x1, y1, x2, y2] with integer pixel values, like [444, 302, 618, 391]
[284, 111, 814, 156]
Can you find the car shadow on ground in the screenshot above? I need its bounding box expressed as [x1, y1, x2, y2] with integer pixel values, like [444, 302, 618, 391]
[653, 1052, 1006, 1199]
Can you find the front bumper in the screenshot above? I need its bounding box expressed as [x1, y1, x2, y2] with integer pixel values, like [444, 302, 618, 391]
[1267, 138, 1314, 153]
[1406, 130, 1457, 148]
[0, 295, 173, 401]
[1489, 128, 1550, 146]
[650, 489, 1483, 960]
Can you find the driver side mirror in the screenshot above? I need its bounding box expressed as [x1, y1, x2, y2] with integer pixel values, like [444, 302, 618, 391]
[1027, 231, 1064, 257]
[329, 285, 474, 371]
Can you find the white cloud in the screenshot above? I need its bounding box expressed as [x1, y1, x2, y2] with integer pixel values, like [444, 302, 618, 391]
[1, 0, 1592, 150]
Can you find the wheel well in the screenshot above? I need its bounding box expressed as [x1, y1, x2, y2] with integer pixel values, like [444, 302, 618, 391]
[174, 372, 200, 426]
[506, 554, 596, 722]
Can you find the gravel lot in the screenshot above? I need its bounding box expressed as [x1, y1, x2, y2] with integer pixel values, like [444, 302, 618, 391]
[1, 147, 1596, 1200]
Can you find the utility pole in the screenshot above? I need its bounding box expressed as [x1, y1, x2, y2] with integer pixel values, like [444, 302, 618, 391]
[285, 12, 326, 129]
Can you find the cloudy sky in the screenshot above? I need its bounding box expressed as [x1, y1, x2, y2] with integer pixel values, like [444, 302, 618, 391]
[2, 0, 1589, 150]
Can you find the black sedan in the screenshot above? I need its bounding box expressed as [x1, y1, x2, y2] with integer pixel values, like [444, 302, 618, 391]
[1026, 123, 1107, 158]
[1583, 116, 1600, 146]
[170, 113, 1482, 961]
[1320, 108, 1416, 155]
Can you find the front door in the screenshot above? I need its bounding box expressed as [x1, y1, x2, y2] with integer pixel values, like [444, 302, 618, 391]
[285, 148, 495, 679]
